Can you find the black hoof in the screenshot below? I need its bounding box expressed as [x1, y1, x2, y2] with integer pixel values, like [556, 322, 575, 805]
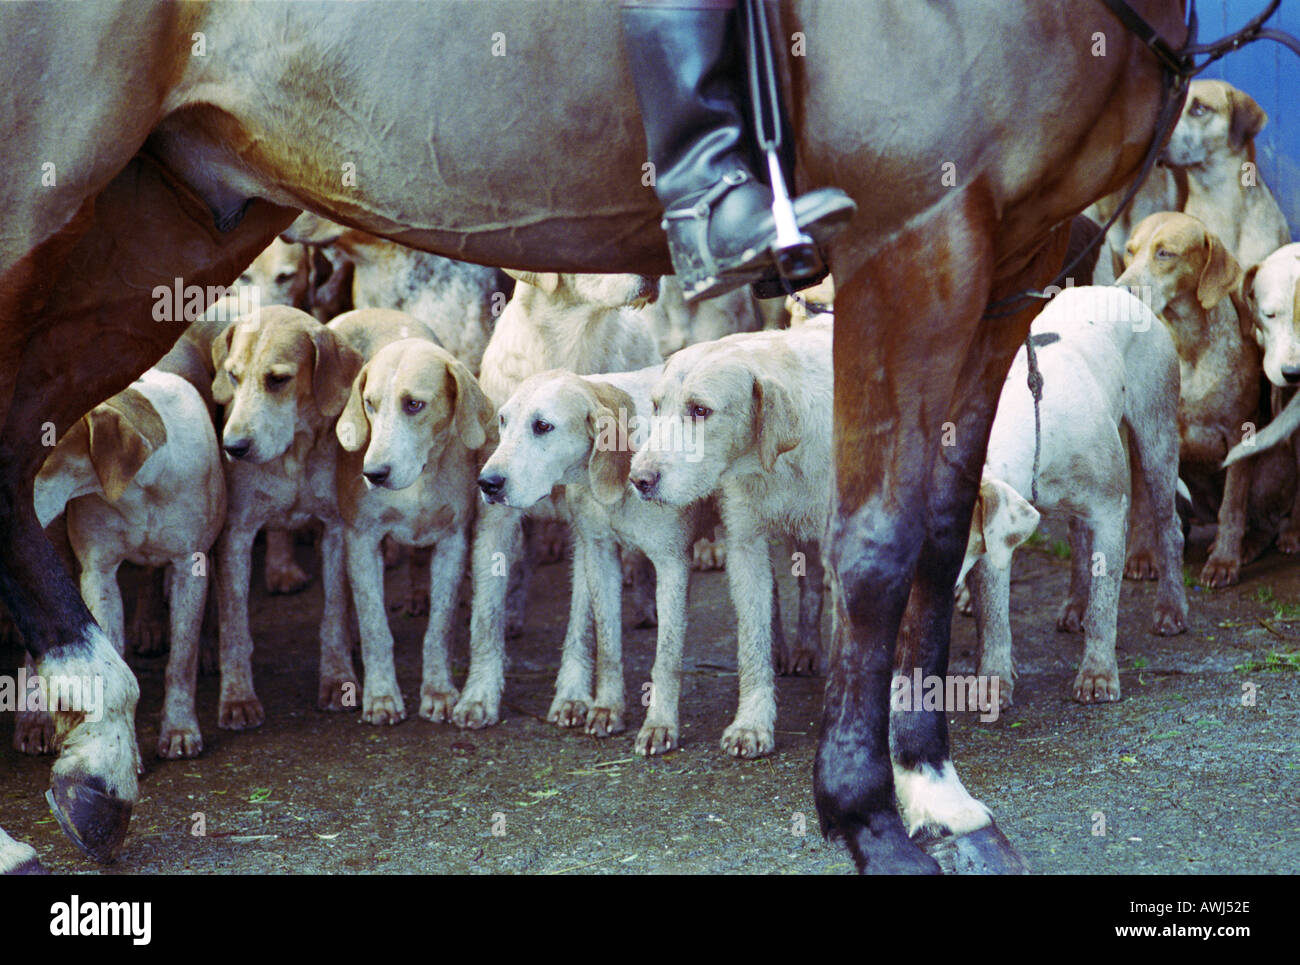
[917, 822, 1029, 875]
[836, 815, 943, 874]
[46, 775, 132, 864]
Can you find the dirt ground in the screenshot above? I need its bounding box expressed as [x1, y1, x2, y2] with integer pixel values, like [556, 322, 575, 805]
[2, 519, 1298, 875]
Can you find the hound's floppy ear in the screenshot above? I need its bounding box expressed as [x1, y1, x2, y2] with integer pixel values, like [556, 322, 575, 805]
[753, 374, 800, 472]
[86, 388, 168, 503]
[960, 476, 1039, 584]
[1197, 229, 1243, 310]
[502, 268, 562, 295]
[336, 363, 370, 452]
[311, 325, 363, 418]
[447, 358, 495, 451]
[585, 380, 635, 504]
[1227, 87, 1267, 151]
[210, 322, 239, 405]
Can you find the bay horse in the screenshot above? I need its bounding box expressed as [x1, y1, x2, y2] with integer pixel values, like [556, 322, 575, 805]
[0, 0, 1185, 872]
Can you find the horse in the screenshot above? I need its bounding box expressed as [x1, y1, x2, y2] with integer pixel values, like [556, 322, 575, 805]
[0, 0, 1184, 872]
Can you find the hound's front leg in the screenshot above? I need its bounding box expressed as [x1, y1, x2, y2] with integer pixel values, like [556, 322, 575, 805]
[216, 524, 264, 729]
[580, 531, 626, 737]
[158, 559, 207, 758]
[718, 499, 776, 758]
[344, 529, 404, 724]
[418, 530, 468, 722]
[1201, 461, 1250, 587]
[318, 523, 359, 711]
[635, 547, 690, 756]
[453, 503, 523, 728]
[548, 527, 595, 729]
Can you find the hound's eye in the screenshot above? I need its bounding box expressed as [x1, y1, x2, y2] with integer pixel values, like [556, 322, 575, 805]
[1155, 247, 1175, 260]
[1189, 100, 1208, 117]
[228, 371, 241, 387]
[1263, 310, 1278, 319]
[265, 373, 291, 390]
[533, 419, 553, 435]
[274, 270, 296, 284]
[403, 398, 426, 415]
[499, 414, 506, 427]
[688, 404, 712, 420]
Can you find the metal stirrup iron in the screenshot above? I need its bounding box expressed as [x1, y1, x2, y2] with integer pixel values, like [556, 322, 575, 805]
[741, 0, 824, 287]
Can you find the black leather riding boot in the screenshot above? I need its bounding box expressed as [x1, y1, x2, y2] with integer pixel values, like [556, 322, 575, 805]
[621, 0, 855, 302]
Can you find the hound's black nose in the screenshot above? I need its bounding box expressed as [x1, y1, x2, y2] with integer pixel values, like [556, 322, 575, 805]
[630, 469, 659, 496]
[478, 474, 505, 498]
[364, 466, 391, 486]
[223, 439, 251, 460]
[1283, 365, 1300, 385]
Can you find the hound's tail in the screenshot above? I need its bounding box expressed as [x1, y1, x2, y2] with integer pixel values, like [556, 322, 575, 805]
[1223, 390, 1300, 467]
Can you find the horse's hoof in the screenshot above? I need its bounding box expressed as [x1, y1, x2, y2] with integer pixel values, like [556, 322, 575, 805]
[917, 822, 1028, 875]
[46, 775, 132, 864]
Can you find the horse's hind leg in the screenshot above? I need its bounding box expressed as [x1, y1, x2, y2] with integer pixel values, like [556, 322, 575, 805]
[0, 154, 291, 862]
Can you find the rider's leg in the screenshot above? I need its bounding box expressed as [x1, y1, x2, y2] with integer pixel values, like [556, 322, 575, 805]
[620, 0, 855, 302]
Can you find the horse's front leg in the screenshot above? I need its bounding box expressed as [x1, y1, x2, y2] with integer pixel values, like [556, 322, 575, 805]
[816, 181, 1049, 873]
[886, 226, 1068, 874]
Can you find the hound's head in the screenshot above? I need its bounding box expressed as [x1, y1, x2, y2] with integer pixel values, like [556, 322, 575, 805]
[336, 339, 494, 491]
[956, 475, 1042, 587]
[1163, 79, 1267, 167]
[502, 270, 659, 310]
[629, 341, 799, 506]
[34, 385, 167, 528]
[212, 306, 361, 464]
[478, 371, 636, 508]
[1243, 243, 1300, 387]
[238, 238, 310, 309]
[1116, 212, 1242, 320]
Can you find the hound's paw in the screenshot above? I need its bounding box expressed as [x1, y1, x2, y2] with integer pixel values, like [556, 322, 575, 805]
[318, 676, 360, 712]
[634, 722, 678, 756]
[1072, 662, 1121, 704]
[13, 711, 56, 755]
[361, 692, 406, 726]
[1055, 599, 1086, 633]
[720, 723, 774, 759]
[451, 696, 500, 730]
[547, 697, 590, 728]
[418, 686, 459, 723]
[1151, 603, 1188, 636]
[264, 560, 311, 595]
[585, 706, 625, 738]
[777, 647, 820, 676]
[954, 582, 974, 617]
[1278, 529, 1300, 554]
[157, 723, 203, 759]
[691, 536, 726, 571]
[219, 696, 265, 730]
[1199, 555, 1240, 588]
[1123, 550, 1159, 581]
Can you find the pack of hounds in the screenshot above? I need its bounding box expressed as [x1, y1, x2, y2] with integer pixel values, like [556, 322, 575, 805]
[12, 79, 1300, 768]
